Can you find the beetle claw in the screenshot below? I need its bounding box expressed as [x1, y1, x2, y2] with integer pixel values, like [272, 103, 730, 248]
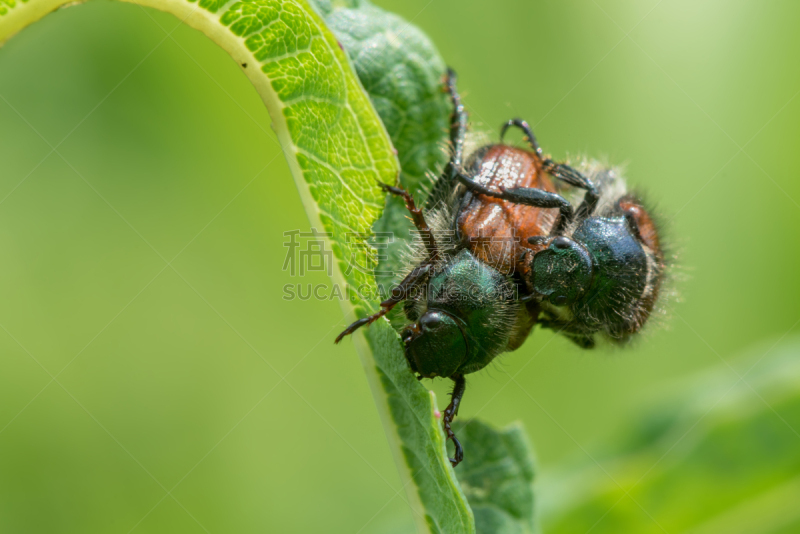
[448, 435, 463, 467]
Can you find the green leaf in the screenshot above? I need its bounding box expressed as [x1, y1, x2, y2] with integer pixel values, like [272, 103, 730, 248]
[541, 336, 800, 534]
[311, 0, 451, 292]
[309, 3, 476, 531]
[1, 1, 473, 532]
[314, 0, 450, 191]
[453, 420, 539, 534]
[316, 8, 542, 532]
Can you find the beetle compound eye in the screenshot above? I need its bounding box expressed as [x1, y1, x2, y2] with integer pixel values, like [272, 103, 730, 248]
[401, 323, 421, 345]
[531, 238, 594, 306]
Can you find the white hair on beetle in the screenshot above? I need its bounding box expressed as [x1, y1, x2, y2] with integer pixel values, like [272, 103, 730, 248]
[462, 130, 492, 162]
[396, 179, 522, 353]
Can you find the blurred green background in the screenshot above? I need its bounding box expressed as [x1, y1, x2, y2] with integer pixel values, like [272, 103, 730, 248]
[1, 0, 799, 532]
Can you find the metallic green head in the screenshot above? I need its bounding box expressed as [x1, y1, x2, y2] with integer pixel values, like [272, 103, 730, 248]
[402, 250, 517, 378]
[402, 310, 467, 378]
[531, 216, 651, 342]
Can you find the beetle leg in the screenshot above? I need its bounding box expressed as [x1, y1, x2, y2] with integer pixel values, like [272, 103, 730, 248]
[443, 374, 466, 467]
[501, 118, 543, 157]
[379, 183, 438, 262]
[500, 117, 599, 216]
[542, 160, 599, 217]
[444, 68, 468, 172]
[335, 264, 431, 343]
[454, 172, 574, 234]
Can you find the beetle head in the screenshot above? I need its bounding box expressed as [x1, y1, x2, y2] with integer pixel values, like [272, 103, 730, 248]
[402, 310, 467, 378]
[402, 250, 517, 377]
[531, 199, 663, 343]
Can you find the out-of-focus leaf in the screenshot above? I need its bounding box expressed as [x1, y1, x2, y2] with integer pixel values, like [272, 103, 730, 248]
[453, 420, 539, 534]
[541, 336, 800, 534]
[1, 1, 475, 532]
